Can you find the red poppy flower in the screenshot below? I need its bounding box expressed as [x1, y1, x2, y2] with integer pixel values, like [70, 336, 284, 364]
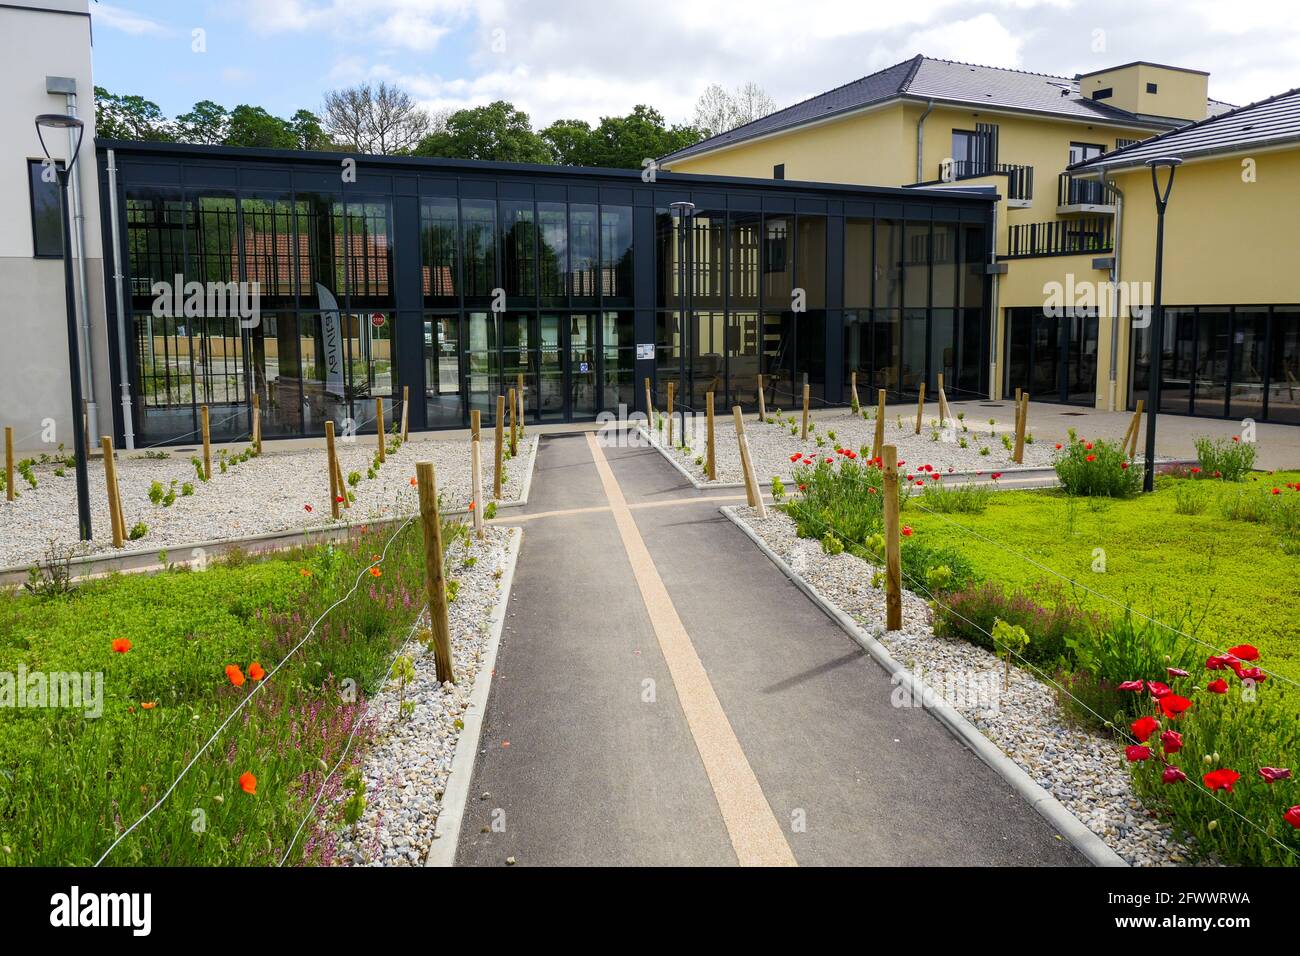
[1285, 806, 1300, 829]
[867, 486, 877, 494]
[225, 664, 246, 687]
[922, 464, 933, 472]
[915, 480, 925, 487]
[410, 477, 418, 486]
[1272, 488, 1281, 495]
[1131, 715, 1160, 743]
[369, 567, 382, 578]
[335, 495, 344, 503]
[825, 457, 834, 464]
[141, 701, 157, 710]
[1237, 666, 1268, 683]
[1232, 435, 1241, 443]
[248, 662, 266, 682]
[1126, 745, 1151, 762]
[1117, 680, 1144, 692]
[1120, 462, 1130, 470]
[1159, 694, 1192, 719]
[1084, 442, 1093, 450]
[1214, 471, 1222, 478]
[1259, 767, 1292, 783]
[847, 451, 857, 459]
[304, 504, 313, 512]
[468, 501, 476, 510]
[1207, 678, 1229, 694]
[1161, 730, 1183, 754]
[1227, 644, 1259, 662]
[111, 638, 132, 654]
[1085, 454, 1096, 463]
[906, 474, 914, 482]
[1203, 768, 1241, 792]
[1206, 654, 1235, 671]
[798, 484, 807, 492]
[789, 453, 801, 462]
[1146, 681, 1171, 699]
[930, 474, 941, 481]
[990, 472, 1002, 480]
[1190, 467, 1201, 474]
[1162, 767, 1188, 784]
[897, 460, 905, 467]
[239, 771, 257, 795]
[1166, 667, 1189, 678]
[901, 526, 913, 537]
[1054, 443, 1062, 450]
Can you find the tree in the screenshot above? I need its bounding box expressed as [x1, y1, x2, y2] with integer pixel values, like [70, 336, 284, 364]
[94, 87, 173, 141]
[414, 101, 551, 164]
[693, 81, 777, 138]
[542, 107, 700, 169]
[224, 105, 298, 149]
[175, 100, 229, 145]
[288, 109, 331, 151]
[539, 118, 596, 165]
[322, 81, 431, 155]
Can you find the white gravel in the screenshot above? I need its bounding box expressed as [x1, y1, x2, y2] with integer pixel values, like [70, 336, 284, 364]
[647, 406, 1056, 485]
[334, 525, 516, 867]
[0, 434, 536, 570]
[733, 504, 1204, 867]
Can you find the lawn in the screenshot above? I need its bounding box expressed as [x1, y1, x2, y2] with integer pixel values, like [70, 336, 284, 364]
[904, 470, 1300, 683]
[0, 520, 444, 866]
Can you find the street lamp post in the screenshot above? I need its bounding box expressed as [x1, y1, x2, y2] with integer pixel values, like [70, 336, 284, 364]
[35, 113, 92, 539]
[1143, 157, 1182, 493]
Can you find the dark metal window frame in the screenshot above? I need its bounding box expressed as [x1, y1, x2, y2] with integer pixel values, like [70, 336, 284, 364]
[27, 158, 66, 259]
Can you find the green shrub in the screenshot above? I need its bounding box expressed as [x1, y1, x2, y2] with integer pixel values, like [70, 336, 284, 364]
[1053, 437, 1140, 497]
[933, 581, 1099, 668]
[1194, 435, 1257, 481]
[1172, 482, 1207, 515]
[820, 531, 844, 556]
[916, 480, 992, 515]
[128, 521, 148, 540]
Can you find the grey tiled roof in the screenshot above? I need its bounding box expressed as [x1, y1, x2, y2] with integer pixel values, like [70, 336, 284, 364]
[662, 56, 1219, 165]
[1070, 87, 1300, 171]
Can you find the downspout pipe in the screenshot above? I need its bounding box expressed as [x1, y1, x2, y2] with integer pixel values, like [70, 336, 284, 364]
[989, 201, 999, 400]
[48, 77, 98, 446]
[107, 149, 136, 449]
[1105, 170, 1124, 412]
[916, 99, 935, 183]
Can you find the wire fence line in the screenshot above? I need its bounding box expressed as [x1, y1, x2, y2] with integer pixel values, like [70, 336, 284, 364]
[778, 499, 1300, 863]
[278, 599, 430, 867]
[93, 511, 419, 867]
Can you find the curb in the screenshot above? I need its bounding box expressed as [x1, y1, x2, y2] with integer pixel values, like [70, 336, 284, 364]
[719, 504, 1127, 869]
[424, 525, 523, 867]
[0, 435, 541, 587]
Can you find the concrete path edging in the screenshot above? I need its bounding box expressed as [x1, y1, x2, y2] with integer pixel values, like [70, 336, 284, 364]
[719, 505, 1127, 869]
[425, 525, 523, 867]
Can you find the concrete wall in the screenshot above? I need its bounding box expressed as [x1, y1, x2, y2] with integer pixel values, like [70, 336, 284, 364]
[0, 0, 113, 454]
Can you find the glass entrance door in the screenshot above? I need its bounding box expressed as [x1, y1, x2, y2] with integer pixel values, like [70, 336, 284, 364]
[1005, 307, 1098, 405]
[569, 313, 598, 418]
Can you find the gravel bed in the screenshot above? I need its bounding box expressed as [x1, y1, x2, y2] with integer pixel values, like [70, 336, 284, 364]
[734, 504, 1202, 867]
[0, 434, 536, 570]
[647, 406, 1056, 485]
[335, 525, 516, 866]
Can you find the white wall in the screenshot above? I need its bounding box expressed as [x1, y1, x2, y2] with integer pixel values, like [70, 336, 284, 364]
[0, 0, 111, 454]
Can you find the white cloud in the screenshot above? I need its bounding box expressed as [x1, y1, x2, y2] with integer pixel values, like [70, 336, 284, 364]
[903, 13, 1025, 67]
[91, 3, 171, 37]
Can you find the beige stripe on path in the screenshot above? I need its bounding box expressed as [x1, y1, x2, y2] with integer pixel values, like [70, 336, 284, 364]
[584, 432, 796, 867]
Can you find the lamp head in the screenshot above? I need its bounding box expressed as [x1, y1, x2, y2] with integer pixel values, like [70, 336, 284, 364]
[1144, 157, 1183, 170]
[34, 113, 85, 168]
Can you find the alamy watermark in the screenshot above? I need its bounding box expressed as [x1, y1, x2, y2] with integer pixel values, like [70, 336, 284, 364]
[150, 275, 261, 329]
[1, 666, 103, 718]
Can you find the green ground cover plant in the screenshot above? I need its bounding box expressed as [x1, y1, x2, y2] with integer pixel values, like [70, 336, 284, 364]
[0, 518, 460, 866]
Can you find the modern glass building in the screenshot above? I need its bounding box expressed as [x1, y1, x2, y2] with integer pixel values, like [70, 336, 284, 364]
[95, 141, 994, 444]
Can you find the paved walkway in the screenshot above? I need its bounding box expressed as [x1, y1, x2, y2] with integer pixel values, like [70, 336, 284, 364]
[456, 432, 1083, 866]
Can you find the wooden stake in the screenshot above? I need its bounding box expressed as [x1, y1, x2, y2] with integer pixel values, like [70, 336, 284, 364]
[252, 393, 262, 455]
[415, 460, 455, 685]
[400, 385, 410, 442]
[517, 373, 525, 432]
[915, 382, 926, 435]
[882, 444, 902, 631]
[470, 408, 481, 446]
[936, 373, 948, 426]
[801, 381, 810, 440]
[645, 377, 655, 430]
[335, 449, 350, 510]
[850, 370, 860, 411]
[1014, 393, 1028, 464]
[4, 426, 12, 502]
[376, 398, 386, 463]
[733, 406, 766, 517]
[706, 391, 716, 481]
[100, 437, 124, 547]
[756, 373, 767, 423]
[201, 405, 211, 481]
[507, 387, 517, 459]
[667, 381, 675, 448]
[325, 420, 341, 519]
[1125, 400, 1144, 458]
[470, 438, 485, 540]
[872, 389, 886, 461]
[494, 395, 504, 499]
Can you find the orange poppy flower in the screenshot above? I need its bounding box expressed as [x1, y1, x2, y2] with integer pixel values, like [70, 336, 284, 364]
[369, 567, 382, 578]
[248, 661, 266, 681]
[299, 567, 312, 577]
[141, 701, 157, 710]
[112, 638, 132, 654]
[409, 477, 418, 486]
[225, 664, 246, 687]
[239, 771, 257, 795]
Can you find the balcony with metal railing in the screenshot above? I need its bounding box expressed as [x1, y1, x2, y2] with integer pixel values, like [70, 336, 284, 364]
[940, 161, 1034, 206]
[1005, 216, 1113, 259]
[1057, 173, 1119, 215]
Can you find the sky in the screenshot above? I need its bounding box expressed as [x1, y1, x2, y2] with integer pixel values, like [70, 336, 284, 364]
[88, 0, 1300, 126]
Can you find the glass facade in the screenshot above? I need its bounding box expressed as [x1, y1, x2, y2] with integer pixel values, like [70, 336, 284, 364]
[109, 146, 992, 443]
[1004, 306, 1098, 406]
[1130, 305, 1300, 423]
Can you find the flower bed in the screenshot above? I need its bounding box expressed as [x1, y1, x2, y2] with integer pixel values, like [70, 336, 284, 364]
[0, 517, 513, 866]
